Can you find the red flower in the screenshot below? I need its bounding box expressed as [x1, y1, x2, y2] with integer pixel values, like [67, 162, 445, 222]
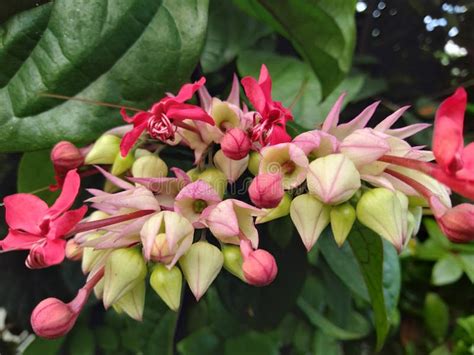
[241, 64, 293, 146]
[0, 169, 87, 269]
[437, 203, 474, 243]
[120, 78, 214, 156]
[50, 141, 84, 191]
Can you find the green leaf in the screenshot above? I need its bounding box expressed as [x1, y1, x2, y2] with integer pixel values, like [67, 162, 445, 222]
[458, 254, 474, 283]
[431, 254, 464, 286]
[0, 0, 209, 152]
[68, 324, 95, 355]
[382, 240, 401, 318]
[313, 330, 343, 355]
[423, 293, 449, 341]
[17, 149, 59, 205]
[234, 0, 357, 97]
[24, 337, 66, 355]
[200, 0, 271, 73]
[348, 225, 389, 351]
[177, 327, 220, 355]
[224, 331, 280, 355]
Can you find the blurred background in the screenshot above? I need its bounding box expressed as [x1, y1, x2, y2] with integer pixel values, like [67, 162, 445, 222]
[0, 0, 473, 354]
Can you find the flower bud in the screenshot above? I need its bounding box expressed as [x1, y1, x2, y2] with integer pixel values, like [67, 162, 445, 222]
[94, 278, 104, 300]
[132, 155, 168, 178]
[356, 188, 408, 252]
[307, 154, 361, 205]
[31, 298, 79, 339]
[222, 244, 245, 281]
[150, 264, 183, 311]
[248, 151, 261, 176]
[103, 248, 147, 308]
[330, 203, 356, 247]
[214, 149, 249, 183]
[179, 241, 224, 301]
[84, 135, 121, 165]
[149, 233, 176, 264]
[110, 150, 134, 176]
[249, 173, 284, 208]
[65, 239, 83, 261]
[81, 232, 107, 273]
[211, 98, 240, 130]
[198, 167, 227, 198]
[51, 141, 84, 173]
[437, 203, 474, 243]
[256, 193, 292, 224]
[187, 168, 201, 182]
[112, 281, 145, 321]
[221, 128, 251, 160]
[290, 194, 330, 251]
[240, 240, 277, 286]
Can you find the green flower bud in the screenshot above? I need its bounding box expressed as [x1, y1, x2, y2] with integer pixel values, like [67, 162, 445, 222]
[150, 264, 182, 311]
[356, 188, 408, 252]
[134, 148, 152, 159]
[187, 168, 201, 182]
[198, 167, 227, 198]
[81, 232, 108, 273]
[211, 98, 240, 129]
[94, 278, 104, 300]
[330, 203, 356, 247]
[132, 155, 168, 178]
[112, 281, 145, 321]
[222, 244, 245, 281]
[248, 151, 261, 176]
[256, 193, 292, 224]
[179, 241, 224, 301]
[110, 150, 134, 176]
[84, 135, 121, 165]
[103, 248, 147, 308]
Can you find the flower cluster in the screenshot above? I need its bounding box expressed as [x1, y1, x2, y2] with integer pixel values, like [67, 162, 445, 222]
[1, 65, 473, 339]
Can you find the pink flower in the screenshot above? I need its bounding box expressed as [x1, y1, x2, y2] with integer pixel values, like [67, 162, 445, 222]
[50, 141, 84, 190]
[241, 65, 293, 146]
[1, 170, 87, 269]
[437, 203, 474, 243]
[248, 173, 284, 208]
[221, 128, 252, 160]
[120, 78, 214, 156]
[240, 240, 277, 286]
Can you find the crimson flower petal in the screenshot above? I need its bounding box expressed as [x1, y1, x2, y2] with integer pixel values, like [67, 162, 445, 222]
[4, 194, 48, 234]
[1, 229, 41, 251]
[173, 77, 206, 103]
[241, 76, 267, 114]
[26, 239, 66, 269]
[50, 205, 88, 239]
[120, 121, 147, 157]
[166, 104, 214, 124]
[268, 125, 292, 145]
[257, 64, 273, 103]
[433, 87, 467, 172]
[48, 170, 81, 219]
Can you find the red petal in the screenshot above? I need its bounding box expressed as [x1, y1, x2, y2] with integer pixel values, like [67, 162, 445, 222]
[4, 194, 47, 234]
[173, 77, 206, 103]
[268, 125, 292, 145]
[433, 87, 467, 172]
[241, 76, 267, 114]
[462, 142, 474, 172]
[119, 122, 147, 157]
[26, 239, 66, 269]
[0, 229, 40, 251]
[166, 104, 214, 124]
[258, 64, 273, 103]
[48, 170, 81, 219]
[50, 205, 88, 239]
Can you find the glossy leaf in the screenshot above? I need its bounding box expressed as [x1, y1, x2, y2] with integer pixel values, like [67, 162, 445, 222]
[234, 0, 357, 97]
[0, 0, 209, 152]
[431, 254, 464, 286]
[382, 240, 401, 318]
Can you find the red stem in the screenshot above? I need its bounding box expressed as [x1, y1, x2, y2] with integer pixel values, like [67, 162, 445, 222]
[385, 168, 433, 200]
[379, 155, 435, 175]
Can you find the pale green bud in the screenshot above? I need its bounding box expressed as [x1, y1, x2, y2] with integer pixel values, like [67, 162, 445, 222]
[81, 232, 108, 273]
[94, 278, 104, 300]
[84, 135, 121, 165]
[134, 148, 153, 159]
[179, 241, 224, 301]
[256, 193, 292, 224]
[211, 98, 240, 129]
[356, 188, 409, 252]
[222, 244, 245, 281]
[103, 248, 147, 308]
[290, 193, 331, 251]
[110, 150, 134, 176]
[307, 154, 361, 205]
[112, 281, 146, 321]
[248, 151, 261, 176]
[132, 155, 168, 178]
[330, 203, 356, 247]
[187, 168, 201, 182]
[150, 264, 182, 311]
[198, 167, 227, 198]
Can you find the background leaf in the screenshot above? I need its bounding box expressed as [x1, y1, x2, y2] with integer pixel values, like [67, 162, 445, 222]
[0, 0, 209, 152]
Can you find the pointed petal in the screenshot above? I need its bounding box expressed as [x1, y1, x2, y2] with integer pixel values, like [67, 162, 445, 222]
[173, 77, 206, 103]
[375, 105, 410, 131]
[241, 76, 267, 114]
[198, 85, 212, 112]
[95, 165, 134, 190]
[213, 150, 249, 182]
[166, 104, 214, 124]
[4, 194, 47, 234]
[0, 229, 40, 250]
[120, 122, 147, 157]
[258, 64, 272, 102]
[331, 101, 380, 139]
[385, 123, 431, 139]
[48, 169, 81, 219]
[321, 92, 346, 132]
[339, 128, 390, 167]
[227, 74, 241, 107]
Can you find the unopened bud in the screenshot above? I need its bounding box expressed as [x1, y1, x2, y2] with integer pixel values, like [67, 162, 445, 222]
[103, 248, 147, 308]
[51, 141, 84, 173]
[198, 167, 227, 198]
[111, 150, 134, 176]
[222, 244, 245, 281]
[84, 135, 121, 165]
[248, 152, 261, 176]
[437, 203, 474, 243]
[150, 233, 176, 264]
[65, 239, 83, 261]
[330, 203, 356, 247]
[307, 154, 361, 205]
[112, 281, 145, 321]
[150, 264, 183, 311]
[187, 168, 201, 182]
[179, 241, 224, 301]
[132, 155, 168, 178]
[221, 128, 251, 160]
[240, 240, 277, 286]
[256, 193, 292, 224]
[249, 173, 284, 208]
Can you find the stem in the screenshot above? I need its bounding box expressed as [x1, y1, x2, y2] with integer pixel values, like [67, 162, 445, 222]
[174, 120, 200, 134]
[385, 168, 433, 200]
[67, 209, 155, 237]
[379, 155, 435, 175]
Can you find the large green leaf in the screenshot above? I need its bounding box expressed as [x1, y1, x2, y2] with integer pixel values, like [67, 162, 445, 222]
[0, 0, 209, 152]
[348, 225, 389, 351]
[234, 0, 357, 97]
[237, 50, 365, 129]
